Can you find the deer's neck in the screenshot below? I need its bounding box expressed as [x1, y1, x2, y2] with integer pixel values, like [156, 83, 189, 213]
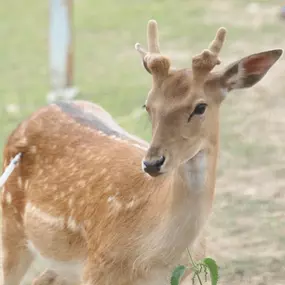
[166, 149, 215, 231]
[179, 150, 207, 193]
[143, 146, 218, 256]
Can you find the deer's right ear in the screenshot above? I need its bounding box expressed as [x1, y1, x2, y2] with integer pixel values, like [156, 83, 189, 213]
[220, 49, 283, 92]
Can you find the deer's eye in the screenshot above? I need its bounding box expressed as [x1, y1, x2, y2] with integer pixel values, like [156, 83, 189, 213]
[188, 103, 207, 122]
[193, 103, 207, 115]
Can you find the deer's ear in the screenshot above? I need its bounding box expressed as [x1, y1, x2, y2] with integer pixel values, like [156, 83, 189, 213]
[220, 49, 283, 92]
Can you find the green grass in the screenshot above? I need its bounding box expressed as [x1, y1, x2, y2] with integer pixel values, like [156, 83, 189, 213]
[1, 0, 285, 284]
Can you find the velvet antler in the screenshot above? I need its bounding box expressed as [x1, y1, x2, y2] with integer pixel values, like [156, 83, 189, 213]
[135, 20, 170, 80]
[192, 28, 227, 83]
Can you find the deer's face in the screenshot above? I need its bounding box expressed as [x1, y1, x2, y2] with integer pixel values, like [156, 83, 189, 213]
[142, 70, 221, 176]
[136, 20, 282, 177]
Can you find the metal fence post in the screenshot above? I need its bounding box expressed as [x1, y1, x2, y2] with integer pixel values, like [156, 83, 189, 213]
[47, 0, 79, 102]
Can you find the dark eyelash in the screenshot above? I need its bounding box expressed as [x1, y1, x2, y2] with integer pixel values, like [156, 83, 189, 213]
[188, 113, 194, 122]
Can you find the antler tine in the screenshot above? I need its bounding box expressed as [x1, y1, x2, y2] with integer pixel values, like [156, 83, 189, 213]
[192, 27, 227, 81]
[135, 43, 147, 58]
[208, 27, 227, 55]
[147, 20, 160, 54]
[134, 20, 160, 59]
[135, 19, 170, 78]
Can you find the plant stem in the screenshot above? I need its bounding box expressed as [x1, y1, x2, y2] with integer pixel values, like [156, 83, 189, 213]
[186, 247, 196, 267]
[186, 247, 203, 285]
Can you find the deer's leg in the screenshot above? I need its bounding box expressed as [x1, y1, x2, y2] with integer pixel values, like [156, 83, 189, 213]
[32, 269, 69, 285]
[1, 200, 34, 285]
[82, 257, 126, 285]
[1, 245, 33, 285]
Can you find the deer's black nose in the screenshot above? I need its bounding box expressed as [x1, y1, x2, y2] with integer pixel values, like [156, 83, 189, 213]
[142, 156, 165, 176]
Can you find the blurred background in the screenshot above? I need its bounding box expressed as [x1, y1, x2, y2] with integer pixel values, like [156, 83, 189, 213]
[1, 0, 285, 284]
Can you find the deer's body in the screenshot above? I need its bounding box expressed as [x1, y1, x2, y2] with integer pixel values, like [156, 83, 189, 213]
[2, 100, 208, 285]
[1, 20, 282, 285]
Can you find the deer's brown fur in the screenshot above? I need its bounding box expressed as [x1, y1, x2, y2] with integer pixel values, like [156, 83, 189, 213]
[1, 20, 282, 285]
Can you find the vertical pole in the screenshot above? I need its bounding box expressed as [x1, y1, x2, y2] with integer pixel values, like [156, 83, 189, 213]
[47, 0, 78, 102]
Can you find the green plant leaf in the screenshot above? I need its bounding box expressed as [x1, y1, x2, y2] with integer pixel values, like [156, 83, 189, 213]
[171, 265, 187, 285]
[203, 257, 219, 285]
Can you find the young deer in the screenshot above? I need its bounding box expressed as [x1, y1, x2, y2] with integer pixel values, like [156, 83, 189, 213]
[1, 20, 282, 285]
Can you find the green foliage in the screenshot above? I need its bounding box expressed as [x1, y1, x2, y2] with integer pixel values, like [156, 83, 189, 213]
[170, 249, 219, 285]
[203, 258, 219, 285]
[171, 265, 187, 285]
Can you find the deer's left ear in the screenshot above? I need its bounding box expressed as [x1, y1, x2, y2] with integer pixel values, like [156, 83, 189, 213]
[220, 49, 283, 92]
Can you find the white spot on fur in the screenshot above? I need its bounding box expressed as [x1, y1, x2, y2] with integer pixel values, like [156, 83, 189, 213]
[25, 202, 65, 229]
[16, 137, 28, 148]
[24, 180, 29, 190]
[126, 200, 135, 209]
[78, 180, 86, 187]
[107, 196, 122, 211]
[60, 192, 65, 198]
[107, 196, 115, 202]
[17, 177, 22, 188]
[30, 145, 37, 153]
[68, 199, 73, 208]
[6, 192, 12, 204]
[67, 216, 80, 232]
[1, 187, 5, 202]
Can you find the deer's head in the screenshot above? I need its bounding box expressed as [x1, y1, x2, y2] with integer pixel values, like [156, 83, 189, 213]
[136, 20, 282, 177]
